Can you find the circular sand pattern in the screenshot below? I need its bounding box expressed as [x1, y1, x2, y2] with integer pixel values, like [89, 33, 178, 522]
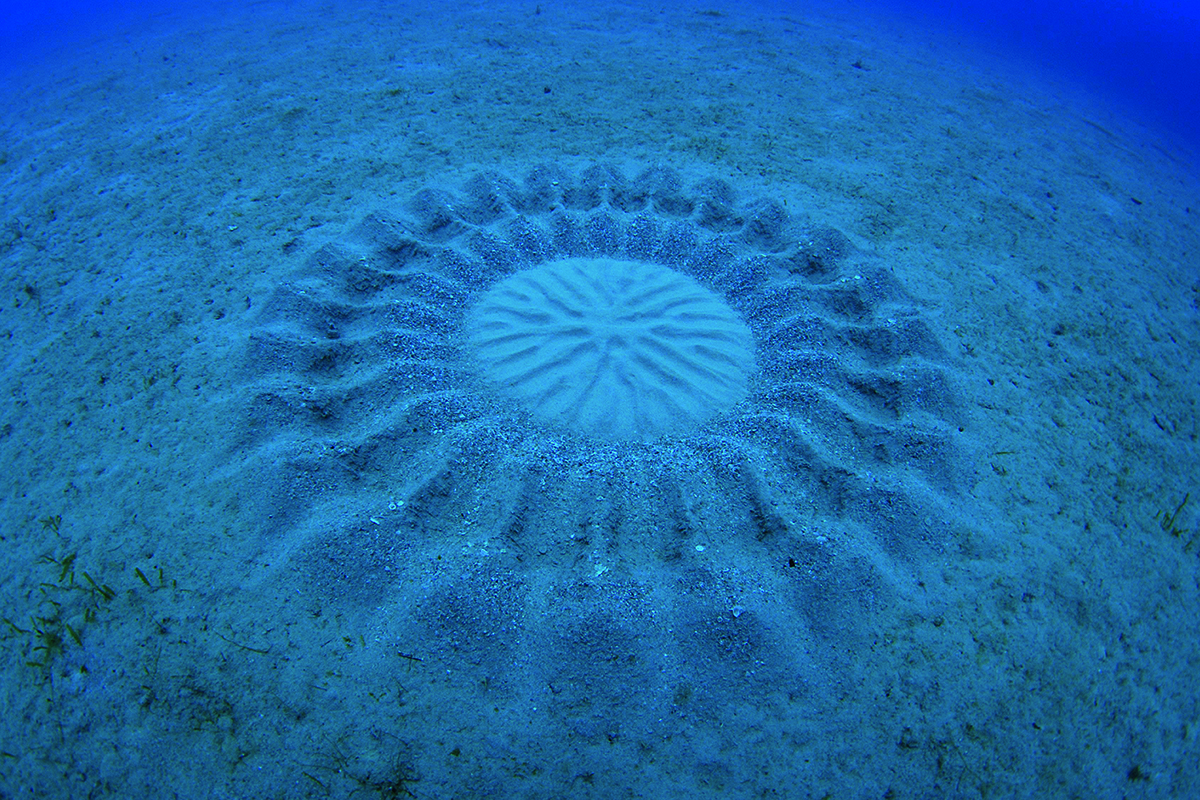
[467, 257, 754, 439]
[241, 164, 968, 756]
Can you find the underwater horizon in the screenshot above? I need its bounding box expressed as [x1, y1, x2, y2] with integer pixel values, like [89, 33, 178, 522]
[2, 1, 1198, 798]
[5, 0, 1200, 149]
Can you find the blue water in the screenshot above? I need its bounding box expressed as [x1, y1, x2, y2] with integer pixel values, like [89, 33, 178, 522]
[4, 0, 1198, 147]
[871, 0, 1200, 145]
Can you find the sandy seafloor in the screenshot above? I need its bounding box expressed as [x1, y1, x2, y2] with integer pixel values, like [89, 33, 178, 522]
[1, 0, 1199, 797]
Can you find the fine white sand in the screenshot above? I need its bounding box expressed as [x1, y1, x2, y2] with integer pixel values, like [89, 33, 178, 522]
[467, 257, 757, 440]
[1, 1, 1197, 797]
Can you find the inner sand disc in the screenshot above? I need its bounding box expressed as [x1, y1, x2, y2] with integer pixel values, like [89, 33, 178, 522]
[467, 257, 755, 440]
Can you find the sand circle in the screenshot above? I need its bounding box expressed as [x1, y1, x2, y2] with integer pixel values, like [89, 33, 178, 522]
[244, 164, 966, 742]
[466, 257, 755, 440]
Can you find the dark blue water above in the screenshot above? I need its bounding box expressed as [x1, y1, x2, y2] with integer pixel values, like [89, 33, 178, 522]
[872, 0, 1200, 147]
[2, 0, 1198, 148]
